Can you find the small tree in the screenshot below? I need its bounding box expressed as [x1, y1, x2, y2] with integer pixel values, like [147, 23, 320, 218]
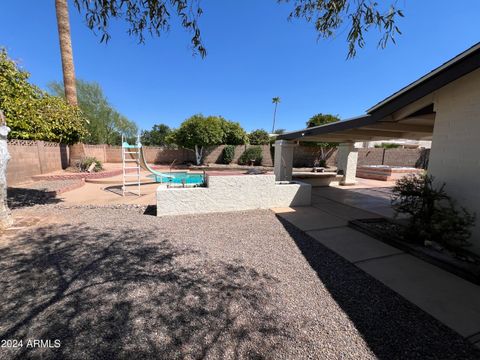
[170, 115, 224, 165]
[49, 79, 137, 145]
[306, 113, 339, 128]
[304, 113, 340, 166]
[248, 129, 270, 145]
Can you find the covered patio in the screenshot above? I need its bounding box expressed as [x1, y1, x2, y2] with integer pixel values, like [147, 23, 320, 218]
[273, 104, 434, 186]
[275, 42, 480, 254]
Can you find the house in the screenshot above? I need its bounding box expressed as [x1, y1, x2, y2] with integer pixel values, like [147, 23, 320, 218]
[275, 42, 480, 254]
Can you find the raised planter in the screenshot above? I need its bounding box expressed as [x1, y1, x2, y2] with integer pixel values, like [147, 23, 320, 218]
[356, 165, 423, 181]
[349, 218, 480, 285]
[32, 168, 136, 181]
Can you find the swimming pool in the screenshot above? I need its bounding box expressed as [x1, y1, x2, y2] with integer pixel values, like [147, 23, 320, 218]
[150, 172, 205, 185]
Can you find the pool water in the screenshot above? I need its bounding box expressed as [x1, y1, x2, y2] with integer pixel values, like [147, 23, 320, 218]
[150, 172, 204, 185]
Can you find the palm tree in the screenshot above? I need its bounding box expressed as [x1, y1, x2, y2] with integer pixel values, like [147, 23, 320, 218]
[271, 97, 281, 133]
[55, 0, 78, 106]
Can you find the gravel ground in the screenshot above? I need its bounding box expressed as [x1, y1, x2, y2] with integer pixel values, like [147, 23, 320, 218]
[1, 206, 479, 359]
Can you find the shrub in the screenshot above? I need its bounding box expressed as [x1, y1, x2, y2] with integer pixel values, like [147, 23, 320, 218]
[0, 48, 87, 144]
[239, 146, 263, 166]
[222, 145, 235, 164]
[375, 143, 401, 149]
[391, 174, 475, 249]
[80, 157, 103, 172]
[248, 129, 270, 145]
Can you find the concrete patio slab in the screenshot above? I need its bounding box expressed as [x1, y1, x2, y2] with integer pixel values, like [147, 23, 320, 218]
[272, 206, 347, 231]
[357, 253, 480, 339]
[311, 195, 381, 221]
[307, 227, 404, 263]
[312, 186, 397, 219]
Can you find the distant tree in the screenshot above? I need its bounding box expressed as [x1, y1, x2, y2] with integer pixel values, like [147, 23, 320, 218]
[273, 128, 285, 135]
[306, 113, 340, 128]
[271, 97, 281, 133]
[49, 79, 137, 145]
[169, 114, 224, 165]
[248, 129, 271, 145]
[141, 124, 172, 146]
[220, 119, 248, 145]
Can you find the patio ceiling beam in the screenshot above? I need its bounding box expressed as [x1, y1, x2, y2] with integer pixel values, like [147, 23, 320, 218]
[361, 123, 434, 133]
[340, 129, 407, 138]
[299, 133, 395, 142]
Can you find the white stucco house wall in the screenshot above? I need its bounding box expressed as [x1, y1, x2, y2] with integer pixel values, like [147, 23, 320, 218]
[275, 42, 480, 254]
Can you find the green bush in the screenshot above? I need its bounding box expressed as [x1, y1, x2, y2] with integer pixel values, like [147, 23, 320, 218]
[0, 48, 87, 144]
[222, 145, 235, 164]
[80, 157, 103, 172]
[239, 146, 263, 166]
[391, 174, 476, 250]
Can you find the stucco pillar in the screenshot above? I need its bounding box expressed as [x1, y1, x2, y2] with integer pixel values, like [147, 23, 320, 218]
[274, 140, 295, 181]
[337, 142, 358, 185]
[0, 110, 13, 229]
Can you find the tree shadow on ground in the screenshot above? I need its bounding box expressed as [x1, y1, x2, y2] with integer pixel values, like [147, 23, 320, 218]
[0, 222, 290, 359]
[7, 188, 62, 210]
[275, 216, 480, 360]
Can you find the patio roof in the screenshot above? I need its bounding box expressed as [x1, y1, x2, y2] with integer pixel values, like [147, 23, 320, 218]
[278, 42, 480, 142]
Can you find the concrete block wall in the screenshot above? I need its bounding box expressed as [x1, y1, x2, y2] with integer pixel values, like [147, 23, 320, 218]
[383, 148, 428, 167]
[203, 145, 273, 166]
[357, 148, 429, 168]
[7, 140, 68, 185]
[293, 146, 337, 167]
[83, 144, 107, 163]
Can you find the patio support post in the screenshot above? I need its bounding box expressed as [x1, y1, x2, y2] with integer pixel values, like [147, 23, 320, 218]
[337, 142, 358, 185]
[274, 140, 295, 181]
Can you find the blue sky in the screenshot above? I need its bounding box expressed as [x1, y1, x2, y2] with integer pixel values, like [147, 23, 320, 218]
[1, 1, 479, 132]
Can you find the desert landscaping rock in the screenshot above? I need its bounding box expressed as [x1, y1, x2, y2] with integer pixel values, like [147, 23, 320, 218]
[1, 206, 479, 359]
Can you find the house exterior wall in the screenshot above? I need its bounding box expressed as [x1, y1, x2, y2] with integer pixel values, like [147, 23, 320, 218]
[428, 68, 480, 254]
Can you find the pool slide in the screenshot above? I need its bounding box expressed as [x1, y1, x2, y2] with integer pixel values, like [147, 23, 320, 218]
[123, 141, 173, 179]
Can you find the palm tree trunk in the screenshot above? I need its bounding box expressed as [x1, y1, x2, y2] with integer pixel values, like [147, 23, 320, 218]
[272, 103, 277, 133]
[55, 0, 78, 106]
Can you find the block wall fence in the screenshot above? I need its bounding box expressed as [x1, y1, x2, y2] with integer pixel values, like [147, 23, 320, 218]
[6, 140, 430, 185]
